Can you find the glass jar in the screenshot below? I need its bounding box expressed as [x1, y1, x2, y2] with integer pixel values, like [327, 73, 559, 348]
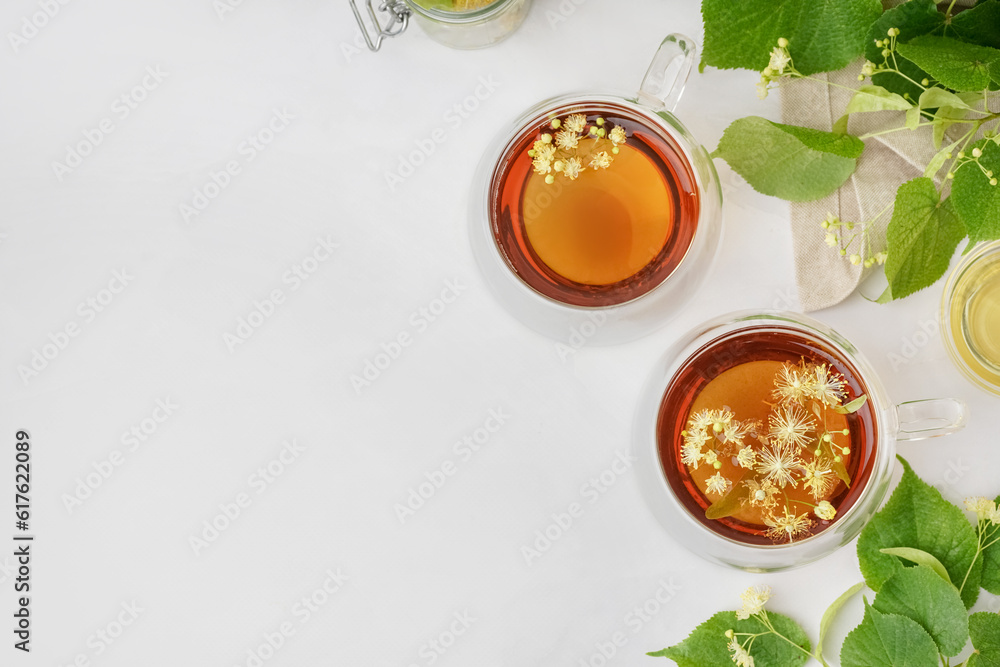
[350, 0, 531, 51]
[941, 240, 1000, 396]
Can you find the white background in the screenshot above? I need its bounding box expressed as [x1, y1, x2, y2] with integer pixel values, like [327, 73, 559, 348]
[0, 0, 996, 665]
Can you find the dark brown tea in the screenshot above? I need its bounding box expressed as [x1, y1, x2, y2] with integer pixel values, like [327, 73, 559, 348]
[489, 102, 700, 307]
[656, 326, 879, 545]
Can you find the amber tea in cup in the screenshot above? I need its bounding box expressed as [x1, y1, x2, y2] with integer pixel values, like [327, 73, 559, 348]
[656, 326, 879, 546]
[489, 103, 700, 308]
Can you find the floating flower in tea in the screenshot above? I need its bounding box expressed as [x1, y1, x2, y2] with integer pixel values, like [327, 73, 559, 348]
[526, 112, 628, 184]
[681, 360, 867, 543]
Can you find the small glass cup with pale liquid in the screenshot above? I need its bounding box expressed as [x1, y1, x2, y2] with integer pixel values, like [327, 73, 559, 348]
[942, 240, 1000, 396]
[469, 35, 722, 344]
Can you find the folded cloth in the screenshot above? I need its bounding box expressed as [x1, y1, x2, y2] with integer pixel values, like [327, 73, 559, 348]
[780, 0, 987, 311]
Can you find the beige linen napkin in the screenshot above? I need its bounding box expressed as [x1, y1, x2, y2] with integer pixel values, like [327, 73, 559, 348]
[781, 0, 985, 311]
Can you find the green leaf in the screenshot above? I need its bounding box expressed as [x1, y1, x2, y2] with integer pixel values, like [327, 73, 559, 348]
[701, 0, 881, 75]
[705, 482, 745, 520]
[648, 610, 810, 666]
[905, 106, 922, 130]
[919, 87, 972, 111]
[832, 113, 850, 135]
[896, 35, 1000, 92]
[834, 394, 868, 414]
[845, 85, 913, 113]
[882, 178, 966, 301]
[878, 547, 951, 583]
[950, 1, 1000, 50]
[981, 494, 1000, 595]
[817, 582, 865, 663]
[866, 0, 944, 100]
[857, 456, 982, 608]
[968, 612, 1000, 667]
[832, 457, 852, 488]
[925, 137, 963, 179]
[872, 566, 968, 656]
[952, 139, 1000, 245]
[840, 599, 940, 667]
[713, 117, 860, 202]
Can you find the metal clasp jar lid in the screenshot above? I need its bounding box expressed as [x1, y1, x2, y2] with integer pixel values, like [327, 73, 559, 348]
[349, 0, 411, 52]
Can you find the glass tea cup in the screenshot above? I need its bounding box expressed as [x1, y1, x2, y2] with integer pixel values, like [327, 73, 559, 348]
[469, 35, 722, 345]
[632, 311, 968, 572]
[941, 240, 1000, 396]
[349, 0, 531, 51]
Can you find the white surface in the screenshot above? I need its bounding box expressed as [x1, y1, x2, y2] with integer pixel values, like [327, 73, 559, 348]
[0, 0, 996, 665]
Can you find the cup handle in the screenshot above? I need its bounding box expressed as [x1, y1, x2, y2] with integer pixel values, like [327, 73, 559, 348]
[895, 398, 968, 441]
[638, 34, 697, 112]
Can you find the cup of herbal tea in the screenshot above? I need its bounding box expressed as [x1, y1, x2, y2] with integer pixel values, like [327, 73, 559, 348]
[942, 240, 1000, 396]
[469, 34, 722, 344]
[633, 311, 968, 572]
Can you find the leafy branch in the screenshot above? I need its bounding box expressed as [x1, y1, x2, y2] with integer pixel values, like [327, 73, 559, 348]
[702, 0, 1000, 301]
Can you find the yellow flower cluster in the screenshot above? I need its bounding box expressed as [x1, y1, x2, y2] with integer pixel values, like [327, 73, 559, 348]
[682, 360, 866, 543]
[528, 113, 627, 184]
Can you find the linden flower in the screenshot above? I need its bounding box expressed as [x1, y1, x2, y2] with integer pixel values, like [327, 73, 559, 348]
[801, 459, 837, 500]
[562, 157, 583, 180]
[554, 130, 579, 151]
[706, 472, 731, 497]
[773, 364, 809, 405]
[965, 497, 997, 521]
[757, 442, 803, 489]
[563, 113, 587, 134]
[745, 478, 779, 509]
[728, 637, 755, 667]
[805, 364, 847, 407]
[737, 445, 757, 469]
[860, 60, 876, 77]
[756, 81, 769, 100]
[768, 405, 816, 449]
[681, 440, 705, 469]
[824, 232, 838, 247]
[765, 507, 814, 542]
[533, 141, 556, 162]
[703, 449, 720, 467]
[815, 500, 837, 521]
[532, 157, 552, 176]
[689, 408, 733, 434]
[736, 585, 771, 620]
[589, 151, 612, 170]
[723, 419, 758, 447]
[609, 125, 627, 146]
[768, 46, 791, 74]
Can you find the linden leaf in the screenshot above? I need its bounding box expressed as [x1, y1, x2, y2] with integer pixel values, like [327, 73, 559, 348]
[896, 36, 1000, 92]
[980, 494, 1000, 595]
[845, 85, 913, 113]
[968, 612, 1000, 667]
[649, 610, 810, 666]
[872, 566, 968, 656]
[950, 1, 1000, 51]
[834, 395, 868, 415]
[919, 87, 972, 111]
[832, 457, 852, 488]
[866, 0, 944, 100]
[713, 117, 860, 202]
[879, 547, 951, 583]
[840, 600, 939, 667]
[952, 139, 1000, 245]
[701, 0, 881, 75]
[880, 178, 965, 302]
[817, 582, 865, 663]
[706, 482, 745, 520]
[857, 456, 982, 609]
[925, 137, 963, 179]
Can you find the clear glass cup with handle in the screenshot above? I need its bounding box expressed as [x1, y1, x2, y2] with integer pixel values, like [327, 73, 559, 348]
[469, 34, 723, 345]
[633, 310, 968, 571]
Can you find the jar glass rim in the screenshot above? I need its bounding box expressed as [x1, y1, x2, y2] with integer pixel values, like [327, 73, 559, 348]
[405, 0, 516, 22]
